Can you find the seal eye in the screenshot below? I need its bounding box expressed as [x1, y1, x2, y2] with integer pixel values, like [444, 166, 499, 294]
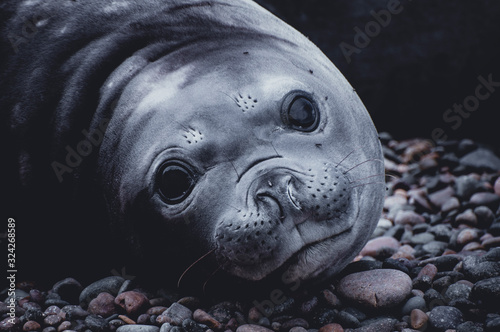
[157, 161, 196, 204]
[282, 93, 319, 132]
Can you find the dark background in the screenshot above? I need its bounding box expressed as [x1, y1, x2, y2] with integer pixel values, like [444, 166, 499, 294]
[256, 0, 500, 147]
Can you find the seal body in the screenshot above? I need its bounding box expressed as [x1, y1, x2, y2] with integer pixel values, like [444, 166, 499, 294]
[1, 0, 385, 289]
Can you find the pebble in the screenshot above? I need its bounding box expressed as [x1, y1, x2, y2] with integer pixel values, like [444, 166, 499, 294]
[116, 325, 161, 332]
[495, 177, 500, 196]
[318, 323, 344, 332]
[456, 228, 480, 245]
[115, 291, 150, 316]
[460, 148, 500, 171]
[160, 303, 193, 326]
[85, 315, 109, 331]
[394, 210, 426, 226]
[444, 283, 472, 301]
[23, 320, 42, 331]
[337, 269, 412, 309]
[88, 292, 118, 317]
[360, 236, 400, 257]
[455, 209, 478, 226]
[428, 306, 463, 331]
[236, 325, 273, 332]
[193, 309, 223, 330]
[469, 192, 500, 208]
[470, 276, 500, 309]
[429, 186, 455, 208]
[79, 276, 125, 308]
[410, 309, 428, 330]
[442, 197, 461, 214]
[401, 296, 427, 316]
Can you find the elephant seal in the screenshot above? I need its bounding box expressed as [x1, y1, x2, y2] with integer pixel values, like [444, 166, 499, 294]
[1, 0, 385, 289]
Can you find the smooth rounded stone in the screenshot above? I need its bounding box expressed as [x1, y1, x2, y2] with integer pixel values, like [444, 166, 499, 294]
[289, 327, 308, 332]
[51, 277, 83, 304]
[428, 306, 463, 331]
[79, 276, 125, 308]
[60, 305, 89, 320]
[147, 307, 168, 316]
[85, 314, 109, 332]
[208, 302, 234, 324]
[177, 297, 201, 311]
[321, 290, 341, 308]
[377, 218, 393, 229]
[159, 323, 173, 332]
[463, 242, 484, 251]
[44, 314, 63, 326]
[160, 303, 193, 326]
[462, 256, 500, 282]
[394, 210, 426, 226]
[193, 309, 222, 330]
[495, 177, 500, 196]
[482, 236, 500, 249]
[457, 321, 484, 332]
[401, 297, 427, 316]
[338, 269, 412, 309]
[41, 328, 57, 332]
[318, 323, 344, 332]
[23, 320, 42, 331]
[455, 209, 478, 227]
[410, 309, 428, 330]
[137, 314, 151, 324]
[44, 305, 62, 316]
[116, 325, 160, 332]
[419, 254, 462, 271]
[356, 317, 397, 331]
[236, 324, 273, 332]
[486, 316, 500, 332]
[0, 317, 20, 331]
[248, 306, 263, 323]
[335, 310, 359, 328]
[444, 283, 472, 301]
[422, 241, 448, 256]
[88, 292, 118, 317]
[460, 148, 500, 172]
[455, 175, 484, 199]
[383, 193, 408, 211]
[442, 197, 461, 214]
[413, 264, 438, 290]
[57, 321, 72, 331]
[22, 302, 42, 311]
[457, 228, 480, 245]
[475, 206, 495, 228]
[115, 291, 150, 316]
[469, 192, 500, 208]
[429, 186, 455, 208]
[410, 233, 435, 245]
[429, 224, 453, 242]
[360, 236, 400, 257]
[44, 298, 70, 308]
[382, 258, 410, 274]
[281, 318, 309, 330]
[391, 244, 416, 260]
[470, 277, 500, 309]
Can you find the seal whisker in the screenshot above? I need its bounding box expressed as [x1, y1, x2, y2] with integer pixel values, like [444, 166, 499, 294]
[336, 150, 355, 167]
[202, 265, 223, 295]
[349, 173, 386, 183]
[177, 248, 216, 289]
[220, 91, 239, 106]
[227, 158, 241, 179]
[342, 159, 384, 175]
[349, 181, 387, 189]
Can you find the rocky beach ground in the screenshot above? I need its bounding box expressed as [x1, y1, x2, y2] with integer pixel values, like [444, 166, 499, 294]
[2, 135, 500, 332]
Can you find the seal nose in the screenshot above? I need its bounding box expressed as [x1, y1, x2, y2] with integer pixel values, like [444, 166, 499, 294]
[254, 174, 303, 219]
